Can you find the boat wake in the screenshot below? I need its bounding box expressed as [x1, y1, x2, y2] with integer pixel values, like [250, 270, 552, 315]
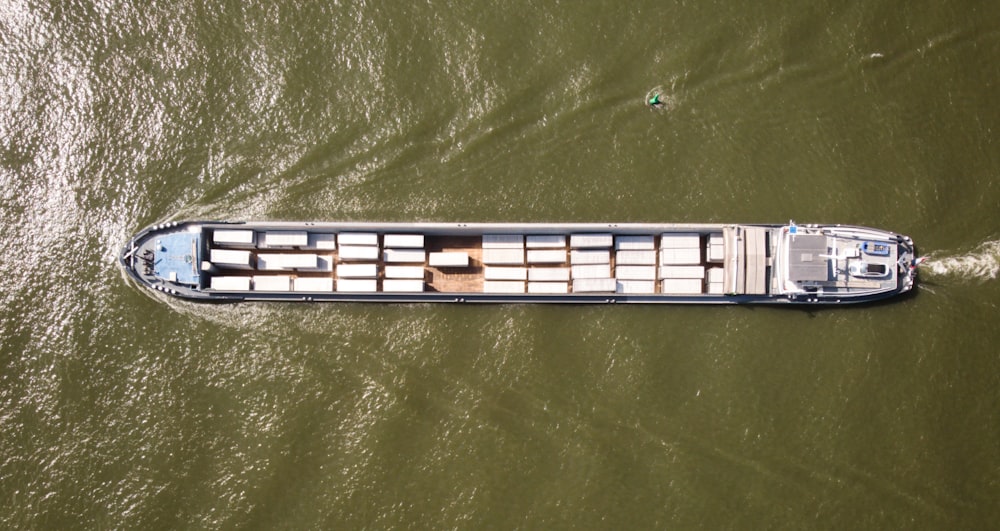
[922, 240, 1000, 281]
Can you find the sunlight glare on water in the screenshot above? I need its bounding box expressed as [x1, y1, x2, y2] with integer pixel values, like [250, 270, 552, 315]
[1, 1, 999, 529]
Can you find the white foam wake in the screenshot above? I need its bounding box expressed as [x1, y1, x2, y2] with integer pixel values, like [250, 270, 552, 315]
[922, 240, 1000, 281]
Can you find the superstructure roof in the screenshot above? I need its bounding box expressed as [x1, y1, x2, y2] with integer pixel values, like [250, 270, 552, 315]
[788, 234, 830, 282]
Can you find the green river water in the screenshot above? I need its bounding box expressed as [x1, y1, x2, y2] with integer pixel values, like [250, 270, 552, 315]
[2, 1, 999, 528]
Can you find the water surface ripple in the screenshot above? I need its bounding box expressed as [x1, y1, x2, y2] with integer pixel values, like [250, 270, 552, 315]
[2, 1, 999, 528]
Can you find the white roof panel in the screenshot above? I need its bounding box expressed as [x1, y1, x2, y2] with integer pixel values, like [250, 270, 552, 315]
[483, 280, 525, 293]
[482, 248, 524, 265]
[709, 243, 725, 262]
[570, 249, 610, 264]
[570, 234, 613, 248]
[528, 267, 570, 281]
[615, 235, 655, 250]
[213, 229, 255, 246]
[428, 252, 469, 267]
[263, 231, 308, 247]
[616, 280, 656, 294]
[338, 233, 378, 246]
[483, 234, 524, 248]
[310, 233, 337, 250]
[528, 282, 568, 293]
[253, 275, 291, 291]
[337, 263, 377, 278]
[572, 277, 616, 292]
[382, 279, 424, 292]
[336, 279, 377, 292]
[661, 278, 703, 294]
[571, 264, 611, 279]
[383, 249, 426, 263]
[485, 267, 528, 280]
[526, 235, 566, 248]
[384, 265, 425, 279]
[660, 248, 701, 265]
[660, 233, 701, 249]
[384, 234, 424, 248]
[211, 249, 252, 266]
[257, 253, 319, 270]
[616, 265, 657, 280]
[616, 250, 657, 265]
[338, 246, 380, 261]
[527, 249, 567, 263]
[659, 266, 706, 279]
[293, 277, 333, 292]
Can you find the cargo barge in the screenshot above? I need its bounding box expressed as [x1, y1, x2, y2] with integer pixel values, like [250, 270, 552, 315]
[120, 221, 918, 304]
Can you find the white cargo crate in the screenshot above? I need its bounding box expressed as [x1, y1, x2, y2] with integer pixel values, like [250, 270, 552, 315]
[482, 234, 524, 248]
[615, 235, 655, 250]
[428, 252, 469, 267]
[382, 249, 426, 263]
[253, 275, 291, 291]
[572, 277, 617, 292]
[615, 265, 656, 280]
[571, 264, 611, 279]
[527, 249, 566, 263]
[428, 251, 469, 267]
[526, 235, 566, 248]
[528, 282, 569, 294]
[213, 229, 255, 247]
[210, 276, 251, 291]
[337, 263, 377, 278]
[257, 253, 319, 270]
[337, 233, 378, 246]
[707, 267, 725, 294]
[570, 249, 610, 264]
[293, 277, 333, 292]
[384, 265, 425, 279]
[382, 279, 424, 292]
[263, 231, 308, 247]
[528, 268, 571, 281]
[483, 280, 525, 293]
[570, 233, 613, 248]
[210, 249, 252, 269]
[338, 246, 380, 261]
[485, 267, 528, 281]
[659, 266, 706, 279]
[660, 248, 701, 265]
[660, 233, 701, 249]
[482, 248, 524, 265]
[708, 233, 724, 262]
[336, 279, 377, 292]
[616, 280, 656, 294]
[383, 234, 424, 248]
[660, 278, 704, 294]
[615, 250, 657, 265]
[310, 233, 337, 250]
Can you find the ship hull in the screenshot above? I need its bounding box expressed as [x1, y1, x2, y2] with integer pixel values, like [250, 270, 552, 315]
[120, 221, 918, 305]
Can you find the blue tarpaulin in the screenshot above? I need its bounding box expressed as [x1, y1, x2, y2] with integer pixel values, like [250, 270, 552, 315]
[154, 232, 201, 285]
